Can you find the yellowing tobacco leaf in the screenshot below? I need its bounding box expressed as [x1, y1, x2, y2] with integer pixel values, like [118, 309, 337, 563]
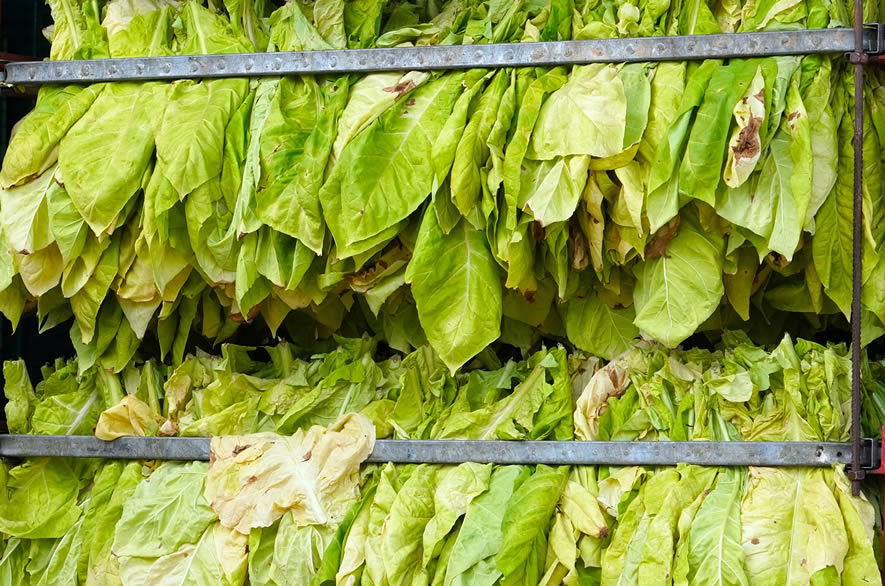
[205, 413, 375, 534]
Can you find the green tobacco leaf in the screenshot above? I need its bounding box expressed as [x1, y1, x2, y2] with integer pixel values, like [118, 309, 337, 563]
[422, 463, 492, 566]
[154, 78, 249, 201]
[27, 513, 86, 585]
[687, 468, 748, 585]
[641, 62, 686, 164]
[0, 83, 102, 188]
[445, 466, 530, 586]
[59, 82, 163, 235]
[30, 382, 103, 436]
[528, 64, 628, 160]
[86, 461, 144, 585]
[120, 523, 248, 586]
[432, 70, 492, 199]
[382, 464, 439, 586]
[677, 0, 722, 34]
[638, 466, 718, 584]
[452, 71, 509, 223]
[321, 74, 464, 250]
[562, 294, 638, 359]
[333, 71, 430, 166]
[104, 3, 177, 58]
[496, 465, 568, 586]
[742, 468, 847, 585]
[832, 470, 882, 585]
[647, 60, 720, 232]
[257, 78, 349, 254]
[112, 461, 217, 558]
[813, 93, 875, 317]
[633, 215, 725, 347]
[521, 156, 590, 227]
[803, 58, 837, 230]
[0, 458, 82, 539]
[0, 538, 27, 586]
[502, 68, 567, 236]
[678, 60, 760, 207]
[3, 360, 35, 434]
[269, 517, 333, 585]
[433, 351, 558, 441]
[407, 213, 502, 373]
[47, 0, 108, 60]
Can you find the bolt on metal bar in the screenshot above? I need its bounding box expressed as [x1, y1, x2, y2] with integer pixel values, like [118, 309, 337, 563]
[2, 29, 858, 86]
[0, 435, 871, 467]
[850, 0, 866, 497]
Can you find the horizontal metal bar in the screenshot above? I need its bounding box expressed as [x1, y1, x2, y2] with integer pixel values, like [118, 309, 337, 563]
[0, 435, 872, 467]
[3, 29, 857, 86]
[368, 440, 864, 467]
[0, 435, 211, 460]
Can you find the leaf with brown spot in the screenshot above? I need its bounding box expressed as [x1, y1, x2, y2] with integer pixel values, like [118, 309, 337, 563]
[205, 414, 375, 533]
[645, 216, 680, 259]
[732, 116, 762, 161]
[383, 80, 416, 99]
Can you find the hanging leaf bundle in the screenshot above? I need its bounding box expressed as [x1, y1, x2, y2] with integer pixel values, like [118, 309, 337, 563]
[1, 0, 884, 373]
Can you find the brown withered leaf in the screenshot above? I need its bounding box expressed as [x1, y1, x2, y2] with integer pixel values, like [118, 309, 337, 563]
[569, 219, 589, 272]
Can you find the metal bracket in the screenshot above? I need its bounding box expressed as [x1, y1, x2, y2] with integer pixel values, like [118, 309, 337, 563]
[848, 23, 885, 64]
[867, 426, 885, 475]
[863, 23, 885, 54]
[860, 437, 882, 471]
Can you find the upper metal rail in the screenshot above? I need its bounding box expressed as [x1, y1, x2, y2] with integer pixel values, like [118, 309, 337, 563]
[1, 435, 879, 468]
[1, 29, 861, 86]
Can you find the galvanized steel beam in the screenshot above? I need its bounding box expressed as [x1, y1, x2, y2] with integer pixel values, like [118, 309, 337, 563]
[2, 29, 859, 85]
[0, 435, 874, 468]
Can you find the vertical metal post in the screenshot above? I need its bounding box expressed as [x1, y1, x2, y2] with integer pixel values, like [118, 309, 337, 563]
[849, 0, 866, 496]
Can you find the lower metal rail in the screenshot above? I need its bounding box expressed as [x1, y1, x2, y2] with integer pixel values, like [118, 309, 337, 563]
[0, 435, 878, 468]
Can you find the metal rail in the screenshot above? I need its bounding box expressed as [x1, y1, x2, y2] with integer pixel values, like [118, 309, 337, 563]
[1, 29, 862, 85]
[0, 435, 878, 468]
[848, 4, 869, 498]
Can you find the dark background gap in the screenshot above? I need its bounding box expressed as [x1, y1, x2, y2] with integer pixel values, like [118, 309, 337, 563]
[0, 1, 71, 432]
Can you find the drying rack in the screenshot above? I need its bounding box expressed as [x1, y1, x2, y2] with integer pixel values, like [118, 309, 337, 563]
[1, 6, 883, 524]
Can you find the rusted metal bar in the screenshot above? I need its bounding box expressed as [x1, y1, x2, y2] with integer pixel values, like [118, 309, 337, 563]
[849, 0, 866, 498]
[854, 52, 885, 64]
[0, 52, 40, 62]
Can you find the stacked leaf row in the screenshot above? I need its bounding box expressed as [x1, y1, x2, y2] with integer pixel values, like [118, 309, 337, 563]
[2, 335, 883, 584]
[2, 0, 885, 371]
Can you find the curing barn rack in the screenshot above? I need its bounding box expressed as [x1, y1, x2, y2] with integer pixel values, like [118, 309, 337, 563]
[1, 8, 885, 543]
